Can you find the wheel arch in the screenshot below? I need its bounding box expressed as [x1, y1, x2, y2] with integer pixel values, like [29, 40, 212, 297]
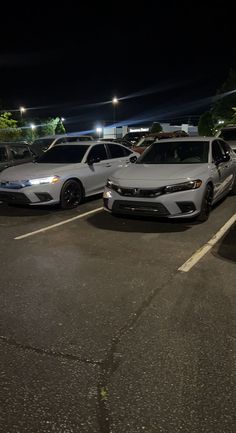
[62, 177, 85, 196]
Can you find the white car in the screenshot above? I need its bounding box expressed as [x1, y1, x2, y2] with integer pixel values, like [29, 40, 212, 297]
[103, 137, 236, 222]
[0, 141, 139, 209]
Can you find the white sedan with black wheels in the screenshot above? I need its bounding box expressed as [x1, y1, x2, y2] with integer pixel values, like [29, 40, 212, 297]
[0, 141, 139, 209]
[103, 137, 236, 222]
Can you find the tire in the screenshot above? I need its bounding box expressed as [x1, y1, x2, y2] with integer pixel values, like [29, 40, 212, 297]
[60, 179, 84, 209]
[197, 184, 213, 222]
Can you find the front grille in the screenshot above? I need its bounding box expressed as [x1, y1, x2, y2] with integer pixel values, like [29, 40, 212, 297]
[114, 185, 165, 198]
[112, 200, 170, 216]
[0, 191, 30, 204]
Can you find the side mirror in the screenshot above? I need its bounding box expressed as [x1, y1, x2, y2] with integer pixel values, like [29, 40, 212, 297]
[87, 156, 101, 165]
[129, 155, 138, 163]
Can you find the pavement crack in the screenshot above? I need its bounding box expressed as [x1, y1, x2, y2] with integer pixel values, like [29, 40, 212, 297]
[96, 271, 177, 433]
[0, 335, 101, 366]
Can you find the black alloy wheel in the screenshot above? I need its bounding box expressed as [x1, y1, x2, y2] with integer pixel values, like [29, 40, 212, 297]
[60, 179, 83, 209]
[197, 184, 213, 222]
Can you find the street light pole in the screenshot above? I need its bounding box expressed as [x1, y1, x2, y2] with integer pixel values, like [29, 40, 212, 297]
[19, 106, 26, 120]
[112, 97, 118, 138]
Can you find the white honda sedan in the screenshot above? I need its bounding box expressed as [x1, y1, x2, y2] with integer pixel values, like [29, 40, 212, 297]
[0, 141, 139, 209]
[103, 137, 236, 222]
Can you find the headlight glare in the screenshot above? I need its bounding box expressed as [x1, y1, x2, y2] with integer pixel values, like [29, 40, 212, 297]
[165, 179, 202, 194]
[28, 175, 60, 186]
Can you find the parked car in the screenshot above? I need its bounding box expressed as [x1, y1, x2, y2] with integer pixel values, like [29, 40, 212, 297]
[131, 136, 157, 154]
[31, 134, 94, 155]
[132, 130, 189, 154]
[216, 125, 236, 152]
[0, 142, 37, 172]
[103, 137, 236, 222]
[0, 141, 139, 209]
[122, 131, 149, 145]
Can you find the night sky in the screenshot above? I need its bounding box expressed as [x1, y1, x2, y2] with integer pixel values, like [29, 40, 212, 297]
[1, 1, 236, 131]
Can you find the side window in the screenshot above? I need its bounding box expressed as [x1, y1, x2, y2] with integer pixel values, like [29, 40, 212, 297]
[219, 140, 231, 157]
[0, 147, 8, 162]
[212, 141, 224, 162]
[88, 144, 108, 161]
[107, 143, 129, 158]
[122, 146, 132, 156]
[10, 145, 31, 160]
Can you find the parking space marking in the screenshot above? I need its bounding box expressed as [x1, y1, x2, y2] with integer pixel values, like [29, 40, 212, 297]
[178, 212, 236, 272]
[14, 207, 103, 240]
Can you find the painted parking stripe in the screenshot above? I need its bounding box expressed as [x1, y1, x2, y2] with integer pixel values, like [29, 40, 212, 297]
[178, 212, 236, 272]
[14, 207, 103, 240]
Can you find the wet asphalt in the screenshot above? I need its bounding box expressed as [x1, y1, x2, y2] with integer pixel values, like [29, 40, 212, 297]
[0, 195, 236, 433]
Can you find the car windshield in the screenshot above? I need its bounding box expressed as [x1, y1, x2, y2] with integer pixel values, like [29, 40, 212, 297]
[219, 129, 236, 141]
[37, 145, 89, 163]
[137, 141, 209, 164]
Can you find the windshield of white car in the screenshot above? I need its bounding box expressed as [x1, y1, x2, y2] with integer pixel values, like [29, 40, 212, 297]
[37, 145, 90, 163]
[137, 141, 209, 164]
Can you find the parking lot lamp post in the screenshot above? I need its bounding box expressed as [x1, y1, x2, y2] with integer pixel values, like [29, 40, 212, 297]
[112, 97, 118, 138]
[19, 106, 26, 120]
[96, 127, 102, 140]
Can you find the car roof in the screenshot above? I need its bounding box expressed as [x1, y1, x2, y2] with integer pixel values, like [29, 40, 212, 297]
[150, 136, 219, 143]
[56, 140, 128, 146]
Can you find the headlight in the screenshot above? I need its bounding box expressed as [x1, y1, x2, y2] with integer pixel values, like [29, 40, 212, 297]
[27, 175, 60, 186]
[165, 179, 202, 194]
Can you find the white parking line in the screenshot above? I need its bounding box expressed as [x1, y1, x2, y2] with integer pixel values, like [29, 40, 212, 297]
[14, 207, 103, 240]
[178, 213, 236, 272]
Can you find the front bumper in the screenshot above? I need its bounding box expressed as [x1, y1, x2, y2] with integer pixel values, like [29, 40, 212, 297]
[0, 183, 61, 205]
[103, 186, 204, 219]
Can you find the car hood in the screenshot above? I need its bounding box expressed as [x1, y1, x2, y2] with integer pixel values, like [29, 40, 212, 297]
[0, 162, 83, 181]
[110, 163, 209, 187]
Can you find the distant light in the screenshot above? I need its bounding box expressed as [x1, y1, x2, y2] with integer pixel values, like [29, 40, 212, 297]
[96, 127, 102, 133]
[218, 119, 224, 124]
[112, 97, 118, 104]
[30, 123, 36, 130]
[129, 127, 149, 132]
[20, 106, 26, 113]
[61, 117, 65, 122]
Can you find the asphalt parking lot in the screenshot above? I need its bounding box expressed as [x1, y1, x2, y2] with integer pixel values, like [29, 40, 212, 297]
[0, 195, 236, 433]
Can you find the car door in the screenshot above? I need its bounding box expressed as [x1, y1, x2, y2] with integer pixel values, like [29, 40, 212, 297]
[8, 145, 35, 167]
[211, 140, 232, 199]
[218, 139, 235, 191]
[105, 142, 134, 171]
[0, 146, 11, 172]
[85, 144, 112, 195]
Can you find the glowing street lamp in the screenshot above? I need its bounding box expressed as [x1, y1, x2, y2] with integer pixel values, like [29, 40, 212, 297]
[96, 127, 102, 139]
[30, 123, 36, 130]
[112, 97, 119, 123]
[19, 106, 26, 119]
